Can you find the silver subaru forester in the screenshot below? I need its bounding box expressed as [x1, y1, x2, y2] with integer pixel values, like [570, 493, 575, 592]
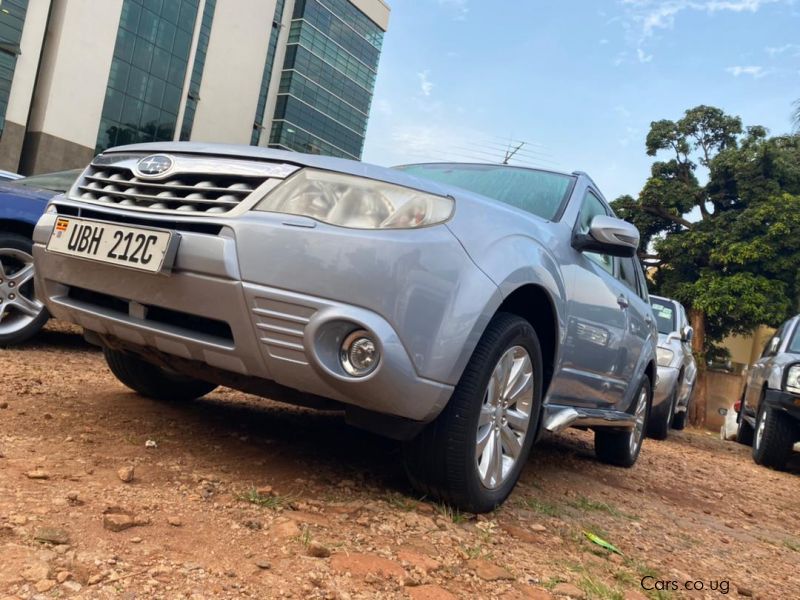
[33, 143, 657, 511]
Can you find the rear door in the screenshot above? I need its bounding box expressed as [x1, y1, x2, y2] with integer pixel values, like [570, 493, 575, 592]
[744, 323, 785, 416]
[614, 255, 651, 402]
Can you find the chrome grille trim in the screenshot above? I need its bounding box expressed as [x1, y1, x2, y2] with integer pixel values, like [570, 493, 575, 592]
[69, 153, 299, 216]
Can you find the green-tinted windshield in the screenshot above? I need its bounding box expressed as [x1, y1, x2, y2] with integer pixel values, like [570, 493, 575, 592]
[395, 163, 575, 221]
[10, 169, 83, 193]
[788, 322, 800, 354]
[650, 299, 676, 335]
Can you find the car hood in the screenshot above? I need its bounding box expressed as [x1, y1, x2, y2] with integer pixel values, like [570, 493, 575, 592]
[107, 142, 457, 198]
[0, 181, 62, 203]
[657, 333, 672, 347]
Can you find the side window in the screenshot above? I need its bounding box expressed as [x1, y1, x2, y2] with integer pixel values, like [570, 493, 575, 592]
[618, 257, 639, 294]
[761, 324, 784, 358]
[577, 191, 614, 275]
[632, 259, 649, 301]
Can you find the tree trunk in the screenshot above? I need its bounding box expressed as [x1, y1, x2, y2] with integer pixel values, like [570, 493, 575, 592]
[689, 308, 707, 427]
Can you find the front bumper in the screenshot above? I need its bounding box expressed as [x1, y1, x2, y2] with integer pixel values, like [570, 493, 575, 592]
[654, 365, 679, 411]
[763, 388, 800, 420]
[33, 201, 499, 424]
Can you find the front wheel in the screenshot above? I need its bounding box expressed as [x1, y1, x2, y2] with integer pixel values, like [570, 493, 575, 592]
[0, 233, 49, 346]
[595, 375, 651, 467]
[736, 397, 755, 446]
[752, 401, 796, 469]
[402, 313, 543, 513]
[104, 348, 217, 401]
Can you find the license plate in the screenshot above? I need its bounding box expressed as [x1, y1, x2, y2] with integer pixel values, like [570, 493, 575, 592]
[46, 217, 178, 274]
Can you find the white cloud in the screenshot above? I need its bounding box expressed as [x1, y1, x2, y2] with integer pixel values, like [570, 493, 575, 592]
[637, 48, 653, 63]
[437, 0, 469, 20]
[417, 70, 434, 97]
[619, 0, 789, 60]
[765, 43, 800, 57]
[725, 65, 769, 77]
[599, 38, 610, 45]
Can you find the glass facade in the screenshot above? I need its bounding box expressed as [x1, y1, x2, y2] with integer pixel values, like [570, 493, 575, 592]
[179, 0, 215, 140]
[268, 0, 384, 160]
[251, 0, 287, 146]
[0, 0, 28, 134]
[96, 0, 199, 153]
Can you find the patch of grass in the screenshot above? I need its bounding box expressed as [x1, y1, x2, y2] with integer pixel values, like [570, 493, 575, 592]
[436, 502, 467, 523]
[784, 538, 800, 552]
[542, 576, 566, 591]
[570, 495, 622, 516]
[299, 524, 311, 547]
[384, 492, 419, 511]
[521, 496, 562, 517]
[461, 543, 484, 560]
[236, 488, 288, 509]
[579, 574, 624, 600]
[613, 570, 636, 587]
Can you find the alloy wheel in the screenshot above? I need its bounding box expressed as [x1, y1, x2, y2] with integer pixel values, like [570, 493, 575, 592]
[475, 345, 534, 489]
[0, 248, 43, 337]
[629, 385, 649, 454]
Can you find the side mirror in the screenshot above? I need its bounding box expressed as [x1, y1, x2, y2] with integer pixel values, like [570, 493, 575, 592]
[682, 326, 693, 343]
[573, 215, 640, 258]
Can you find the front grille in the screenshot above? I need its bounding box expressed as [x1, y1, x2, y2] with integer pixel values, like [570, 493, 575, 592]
[73, 153, 297, 216]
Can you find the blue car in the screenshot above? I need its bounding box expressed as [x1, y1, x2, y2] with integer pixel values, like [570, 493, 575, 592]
[0, 169, 81, 345]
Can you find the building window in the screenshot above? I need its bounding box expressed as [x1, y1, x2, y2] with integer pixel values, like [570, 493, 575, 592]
[0, 0, 28, 135]
[96, 0, 199, 153]
[179, 0, 215, 141]
[251, 0, 286, 146]
[268, 0, 384, 160]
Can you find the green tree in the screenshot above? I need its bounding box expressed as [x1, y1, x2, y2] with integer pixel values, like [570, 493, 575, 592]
[612, 105, 800, 426]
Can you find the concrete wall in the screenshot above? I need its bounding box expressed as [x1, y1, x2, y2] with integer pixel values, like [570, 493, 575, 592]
[706, 370, 746, 431]
[189, 0, 276, 144]
[24, 0, 122, 163]
[0, 0, 52, 172]
[352, 0, 390, 30]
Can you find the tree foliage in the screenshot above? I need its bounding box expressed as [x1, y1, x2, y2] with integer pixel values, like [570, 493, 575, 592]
[612, 105, 800, 425]
[612, 106, 800, 350]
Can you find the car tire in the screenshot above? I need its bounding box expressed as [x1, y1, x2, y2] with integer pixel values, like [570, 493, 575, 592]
[402, 312, 543, 513]
[595, 375, 651, 467]
[736, 399, 755, 446]
[0, 233, 49, 346]
[671, 409, 688, 431]
[647, 387, 675, 440]
[752, 400, 796, 469]
[104, 348, 217, 401]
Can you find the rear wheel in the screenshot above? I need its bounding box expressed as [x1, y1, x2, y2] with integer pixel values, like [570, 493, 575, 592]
[647, 387, 675, 440]
[671, 409, 688, 430]
[736, 395, 755, 446]
[104, 348, 217, 401]
[402, 313, 543, 513]
[595, 376, 650, 467]
[752, 401, 796, 469]
[0, 233, 48, 346]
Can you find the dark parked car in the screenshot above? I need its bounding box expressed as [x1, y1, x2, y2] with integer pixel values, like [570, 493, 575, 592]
[0, 169, 81, 345]
[738, 314, 800, 469]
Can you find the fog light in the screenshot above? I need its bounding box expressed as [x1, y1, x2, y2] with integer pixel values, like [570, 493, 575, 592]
[340, 330, 379, 377]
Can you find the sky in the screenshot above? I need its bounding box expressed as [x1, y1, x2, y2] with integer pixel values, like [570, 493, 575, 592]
[361, 0, 800, 200]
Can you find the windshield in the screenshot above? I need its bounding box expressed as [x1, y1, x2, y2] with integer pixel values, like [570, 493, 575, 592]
[395, 163, 575, 221]
[788, 322, 800, 354]
[10, 169, 82, 193]
[650, 299, 676, 335]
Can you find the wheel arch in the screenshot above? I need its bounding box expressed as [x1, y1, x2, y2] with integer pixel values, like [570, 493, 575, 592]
[0, 219, 35, 239]
[491, 283, 560, 398]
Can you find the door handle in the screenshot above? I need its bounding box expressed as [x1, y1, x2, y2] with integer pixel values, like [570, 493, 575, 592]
[617, 294, 629, 309]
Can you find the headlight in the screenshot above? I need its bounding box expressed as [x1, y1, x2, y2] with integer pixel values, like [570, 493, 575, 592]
[785, 364, 800, 394]
[656, 347, 674, 367]
[254, 169, 453, 229]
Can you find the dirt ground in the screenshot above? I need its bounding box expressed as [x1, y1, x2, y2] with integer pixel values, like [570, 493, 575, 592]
[2, 322, 799, 600]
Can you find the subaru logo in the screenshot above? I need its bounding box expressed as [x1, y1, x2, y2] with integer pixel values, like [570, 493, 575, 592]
[136, 154, 174, 177]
